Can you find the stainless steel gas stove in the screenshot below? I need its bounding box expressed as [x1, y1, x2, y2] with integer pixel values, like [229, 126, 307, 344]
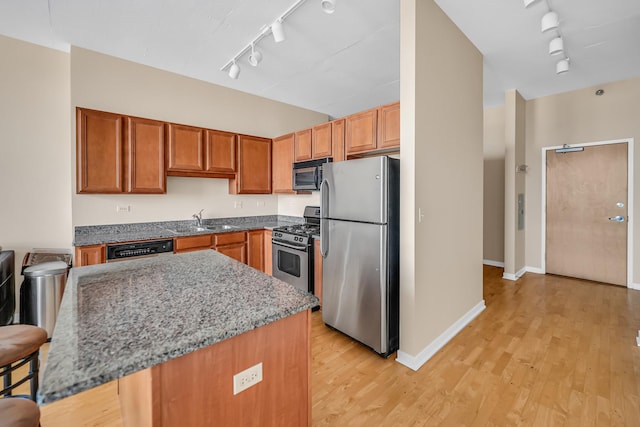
[271, 206, 320, 299]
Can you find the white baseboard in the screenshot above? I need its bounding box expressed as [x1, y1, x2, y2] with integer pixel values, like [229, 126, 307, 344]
[629, 283, 640, 291]
[502, 267, 526, 281]
[483, 259, 504, 268]
[396, 300, 486, 371]
[526, 266, 545, 274]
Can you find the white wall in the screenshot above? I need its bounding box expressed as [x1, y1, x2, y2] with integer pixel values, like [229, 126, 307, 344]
[483, 106, 505, 263]
[398, 0, 484, 367]
[0, 35, 72, 286]
[70, 47, 328, 226]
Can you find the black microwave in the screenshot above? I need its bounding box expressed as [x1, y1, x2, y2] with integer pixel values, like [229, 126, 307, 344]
[292, 157, 332, 191]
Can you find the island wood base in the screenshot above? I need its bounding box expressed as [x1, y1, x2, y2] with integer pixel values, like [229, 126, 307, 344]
[118, 310, 311, 427]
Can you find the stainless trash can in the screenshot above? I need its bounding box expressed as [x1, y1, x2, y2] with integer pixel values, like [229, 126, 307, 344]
[20, 261, 68, 339]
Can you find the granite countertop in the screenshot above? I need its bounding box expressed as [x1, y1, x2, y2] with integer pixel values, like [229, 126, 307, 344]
[39, 250, 318, 404]
[74, 215, 303, 246]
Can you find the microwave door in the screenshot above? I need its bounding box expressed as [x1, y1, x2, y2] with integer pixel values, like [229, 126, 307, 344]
[293, 166, 318, 190]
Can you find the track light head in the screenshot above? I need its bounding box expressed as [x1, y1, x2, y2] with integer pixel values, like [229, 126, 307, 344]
[541, 11, 559, 32]
[556, 58, 569, 75]
[271, 20, 285, 43]
[228, 61, 240, 79]
[523, 0, 540, 7]
[321, 0, 336, 14]
[549, 37, 564, 56]
[248, 44, 262, 67]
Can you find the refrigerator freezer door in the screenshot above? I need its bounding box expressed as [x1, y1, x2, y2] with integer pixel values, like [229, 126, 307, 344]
[321, 218, 388, 354]
[322, 156, 388, 224]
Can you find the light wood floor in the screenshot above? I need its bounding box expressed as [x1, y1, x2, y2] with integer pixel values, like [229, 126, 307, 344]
[11, 266, 640, 426]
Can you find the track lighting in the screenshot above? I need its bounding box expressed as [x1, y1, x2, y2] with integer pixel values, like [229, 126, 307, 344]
[248, 44, 262, 67]
[271, 20, 285, 43]
[556, 58, 569, 75]
[228, 61, 240, 79]
[220, 0, 338, 80]
[321, 0, 336, 14]
[541, 11, 559, 32]
[523, 0, 540, 7]
[549, 37, 563, 55]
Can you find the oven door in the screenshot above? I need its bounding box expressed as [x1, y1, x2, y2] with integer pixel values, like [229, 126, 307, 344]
[272, 241, 310, 293]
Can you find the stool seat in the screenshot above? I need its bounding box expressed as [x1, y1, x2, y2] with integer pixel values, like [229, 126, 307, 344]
[0, 398, 40, 427]
[0, 326, 48, 367]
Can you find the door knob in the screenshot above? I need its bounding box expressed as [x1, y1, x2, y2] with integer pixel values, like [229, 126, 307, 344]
[608, 215, 625, 222]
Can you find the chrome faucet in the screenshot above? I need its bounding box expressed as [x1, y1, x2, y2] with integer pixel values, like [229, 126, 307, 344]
[192, 209, 204, 227]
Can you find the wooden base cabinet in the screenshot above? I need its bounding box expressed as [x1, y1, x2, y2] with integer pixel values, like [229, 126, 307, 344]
[247, 230, 265, 272]
[214, 232, 247, 264]
[75, 245, 106, 267]
[118, 310, 311, 427]
[264, 230, 273, 275]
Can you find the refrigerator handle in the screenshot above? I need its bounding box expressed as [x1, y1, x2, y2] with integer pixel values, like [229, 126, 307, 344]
[320, 179, 329, 258]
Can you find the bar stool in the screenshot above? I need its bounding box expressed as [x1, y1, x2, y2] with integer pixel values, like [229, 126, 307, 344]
[0, 325, 48, 401]
[0, 398, 40, 427]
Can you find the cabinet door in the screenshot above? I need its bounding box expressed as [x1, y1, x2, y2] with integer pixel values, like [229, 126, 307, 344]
[247, 230, 265, 272]
[312, 123, 332, 159]
[166, 123, 205, 172]
[76, 108, 124, 193]
[126, 117, 166, 193]
[272, 133, 295, 194]
[377, 102, 400, 150]
[264, 230, 273, 275]
[230, 135, 272, 194]
[174, 235, 212, 253]
[331, 119, 345, 162]
[313, 239, 322, 307]
[345, 108, 377, 155]
[75, 245, 106, 266]
[294, 129, 312, 162]
[216, 242, 246, 264]
[205, 130, 236, 176]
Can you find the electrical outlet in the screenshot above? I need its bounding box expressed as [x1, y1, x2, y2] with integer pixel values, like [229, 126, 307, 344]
[233, 362, 262, 395]
[234, 200, 243, 208]
[116, 205, 131, 213]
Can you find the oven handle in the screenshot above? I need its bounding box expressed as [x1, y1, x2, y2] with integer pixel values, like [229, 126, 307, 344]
[272, 240, 308, 251]
[320, 178, 329, 258]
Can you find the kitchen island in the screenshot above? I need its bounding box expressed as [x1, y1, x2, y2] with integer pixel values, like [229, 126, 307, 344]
[40, 250, 318, 426]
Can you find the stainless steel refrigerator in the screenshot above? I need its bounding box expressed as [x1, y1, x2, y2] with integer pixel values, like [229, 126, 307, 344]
[320, 156, 399, 357]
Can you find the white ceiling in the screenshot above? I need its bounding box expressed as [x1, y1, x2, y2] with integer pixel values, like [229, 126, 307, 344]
[1, 0, 639, 118]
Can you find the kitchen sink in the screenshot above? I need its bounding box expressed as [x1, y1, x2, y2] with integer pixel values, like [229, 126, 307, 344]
[164, 224, 238, 234]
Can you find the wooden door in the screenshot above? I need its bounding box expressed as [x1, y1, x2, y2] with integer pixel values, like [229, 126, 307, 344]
[377, 102, 400, 150]
[75, 245, 106, 266]
[312, 123, 332, 158]
[345, 108, 377, 155]
[204, 130, 236, 176]
[230, 135, 272, 194]
[264, 230, 273, 275]
[272, 133, 296, 194]
[217, 243, 246, 263]
[331, 119, 345, 162]
[166, 123, 205, 172]
[76, 108, 124, 193]
[247, 230, 265, 272]
[294, 129, 312, 161]
[126, 117, 166, 193]
[546, 143, 628, 286]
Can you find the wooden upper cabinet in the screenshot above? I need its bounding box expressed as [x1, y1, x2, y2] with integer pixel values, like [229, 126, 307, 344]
[312, 122, 332, 158]
[126, 117, 166, 193]
[229, 135, 272, 194]
[377, 101, 400, 150]
[294, 129, 312, 162]
[204, 130, 236, 176]
[77, 108, 125, 193]
[166, 123, 205, 173]
[272, 133, 296, 194]
[345, 108, 378, 155]
[331, 119, 345, 162]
